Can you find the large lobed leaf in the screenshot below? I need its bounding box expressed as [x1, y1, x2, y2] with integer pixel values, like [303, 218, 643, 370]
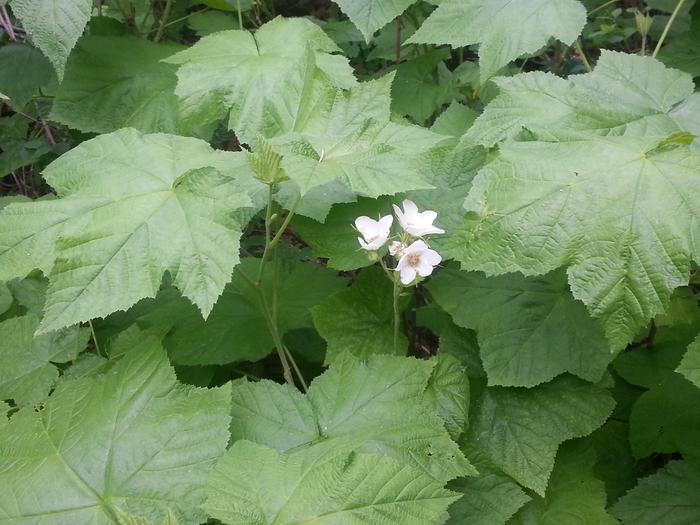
[0, 128, 253, 332]
[164, 17, 356, 142]
[408, 0, 587, 80]
[269, 74, 444, 213]
[453, 133, 699, 349]
[465, 51, 696, 146]
[229, 354, 475, 482]
[0, 339, 232, 525]
[206, 441, 459, 525]
[51, 36, 184, 134]
[467, 376, 615, 496]
[428, 268, 613, 387]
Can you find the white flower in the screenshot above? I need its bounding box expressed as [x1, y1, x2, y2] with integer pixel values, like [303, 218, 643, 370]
[389, 241, 406, 257]
[355, 215, 393, 251]
[396, 240, 442, 285]
[393, 199, 445, 237]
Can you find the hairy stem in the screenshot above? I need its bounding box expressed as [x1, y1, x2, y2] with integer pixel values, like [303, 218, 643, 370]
[88, 320, 103, 358]
[392, 273, 402, 354]
[653, 0, 687, 58]
[589, 0, 618, 16]
[154, 0, 173, 42]
[236, 267, 295, 385]
[575, 39, 592, 72]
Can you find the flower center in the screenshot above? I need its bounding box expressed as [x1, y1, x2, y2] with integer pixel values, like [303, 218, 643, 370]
[407, 253, 421, 267]
[366, 234, 378, 243]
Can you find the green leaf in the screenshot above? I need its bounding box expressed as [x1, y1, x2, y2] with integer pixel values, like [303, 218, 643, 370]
[312, 267, 407, 364]
[613, 461, 700, 525]
[51, 36, 184, 134]
[431, 101, 479, 138]
[0, 128, 253, 332]
[0, 314, 89, 405]
[425, 354, 469, 440]
[455, 133, 700, 350]
[447, 447, 530, 525]
[0, 401, 8, 429]
[331, 0, 417, 42]
[206, 441, 459, 525]
[0, 339, 232, 524]
[292, 143, 484, 269]
[0, 43, 54, 108]
[614, 323, 697, 389]
[292, 196, 392, 270]
[187, 10, 240, 37]
[677, 335, 700, 387]
[408, 0, 587, 80]
[162, 258, 346, 365]
[10, 0, 92, 80]
[427, 268, 613, 387]
[270, 74, 442, 202]
[509, 439, 617, 525]
[391, 48, 454, 123]
[0, 282, 11, 316]
[467, 376, 615, 495]
[465, 51, 696, 147]
[629, 373, 700, 461]
[115, 509, 180, 525]
[591, 421, 639, 505]
[164, 17, 355, 141]
[229, 354, 474, 482]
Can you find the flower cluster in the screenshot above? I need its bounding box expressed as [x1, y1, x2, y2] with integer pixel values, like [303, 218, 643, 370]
[354, 200, 444, 285]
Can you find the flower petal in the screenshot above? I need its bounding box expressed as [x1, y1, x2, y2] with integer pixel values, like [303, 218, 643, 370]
[355, 216, 378, 235]
[379, 214, 394, 231]
[402, 199, 419, 216]
[399, 265, 417, 285]
[405, 239, 429, 254]
[416, 260, 435, 277]
[423, 248, 442, 266]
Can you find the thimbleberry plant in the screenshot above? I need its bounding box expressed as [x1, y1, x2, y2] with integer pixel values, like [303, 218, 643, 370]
[0, 0, 698, 524]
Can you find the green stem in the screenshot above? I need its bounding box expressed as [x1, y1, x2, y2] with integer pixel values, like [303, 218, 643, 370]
[588, 0, 618, 16]
[256, 185, 275, 284]
[153, 0, 173, 42]
[235, 268, 294, 385]
[88, 320, 103, 358]
[284, 345, 308, 392]
[575, 39, 592, 72]
[653, 0, 687, 58]
[392, 273, 401, 354]
[236, 0, 243, 29]
[268, 197, 300, 249]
